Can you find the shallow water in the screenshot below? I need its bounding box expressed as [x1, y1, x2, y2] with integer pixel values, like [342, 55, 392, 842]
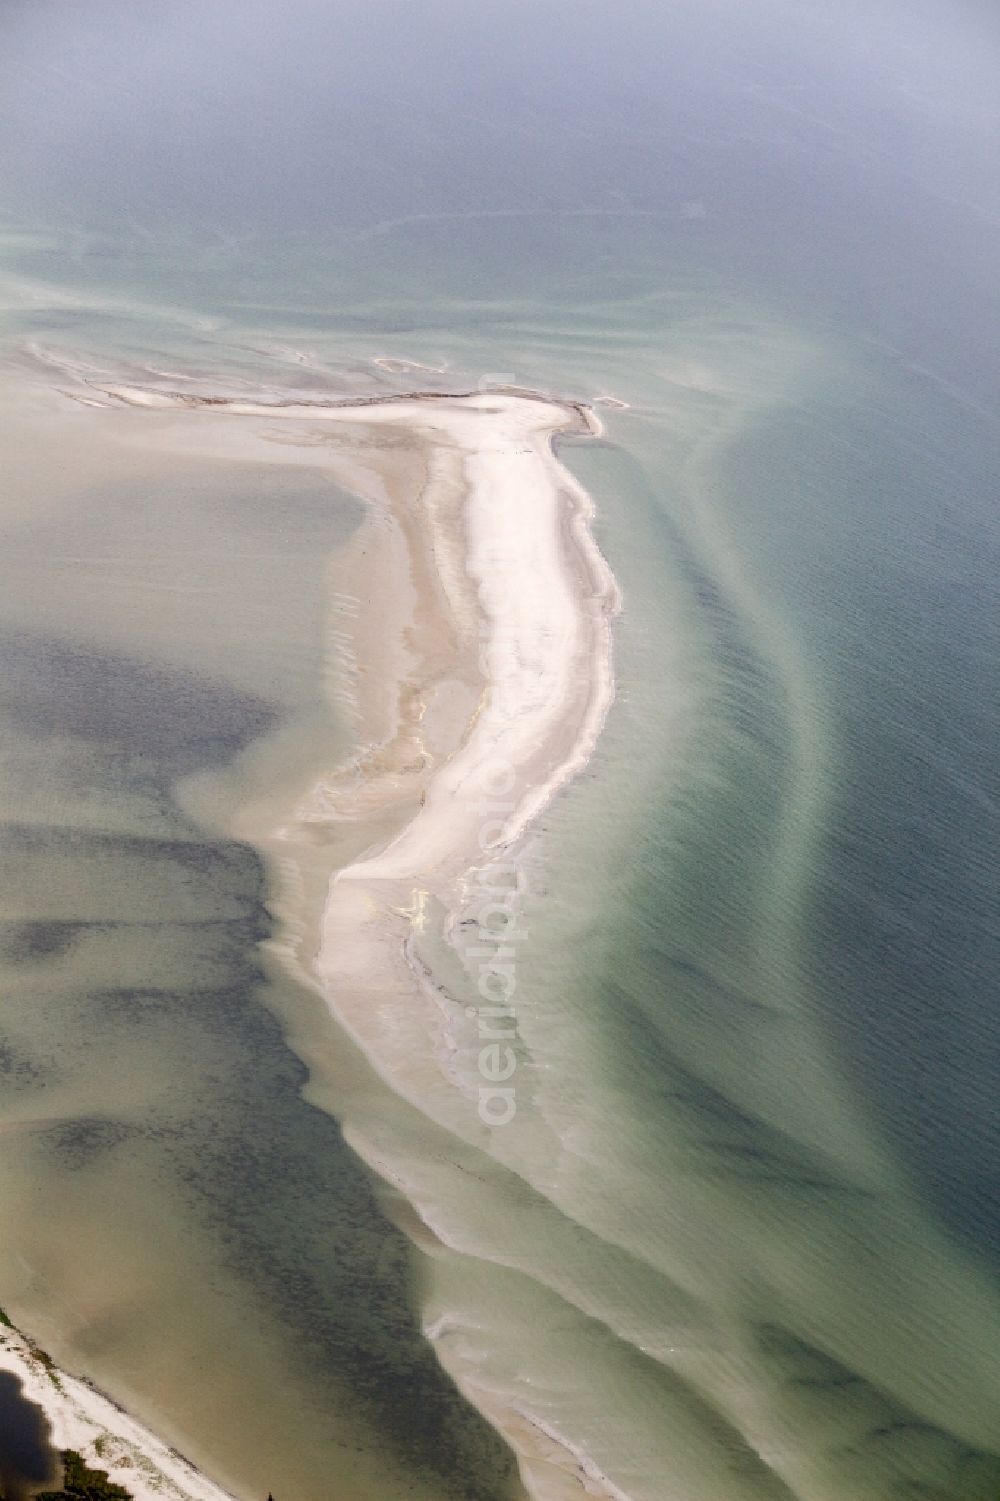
[1, 2, 999, 1498]
[0, 393, 521, 1501]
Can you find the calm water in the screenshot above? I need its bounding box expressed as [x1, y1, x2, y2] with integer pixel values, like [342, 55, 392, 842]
[0, 2, 998, 1498]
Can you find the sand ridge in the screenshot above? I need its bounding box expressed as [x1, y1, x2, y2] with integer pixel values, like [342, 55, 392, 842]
[79, 378, 622, 1499]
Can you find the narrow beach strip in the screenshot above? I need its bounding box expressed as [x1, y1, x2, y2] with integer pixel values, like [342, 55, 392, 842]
[0, 1316, 239, 1501]
[91, 380, 623, 1497]
[100, 383, 619, 1114]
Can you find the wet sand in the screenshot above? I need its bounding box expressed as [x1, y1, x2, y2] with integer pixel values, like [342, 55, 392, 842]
[84, 378, 623, 1495]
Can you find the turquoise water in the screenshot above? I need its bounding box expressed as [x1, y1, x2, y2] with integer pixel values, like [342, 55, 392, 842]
[1, 1, 999, 1497]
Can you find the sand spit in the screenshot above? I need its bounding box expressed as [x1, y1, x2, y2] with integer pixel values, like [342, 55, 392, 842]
[0, 1318, 239, 1501]
[87, 379, 622, 1498]
[93, 380, 619, 1086]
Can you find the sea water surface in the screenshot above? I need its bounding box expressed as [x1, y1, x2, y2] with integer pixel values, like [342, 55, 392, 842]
[0, 2, 998, 1498]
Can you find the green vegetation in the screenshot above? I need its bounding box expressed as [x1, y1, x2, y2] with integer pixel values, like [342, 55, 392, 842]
[26, 1343, 62, 1391]
[36, 1448, 133, 1500]
[0, 1306, 13, 1329]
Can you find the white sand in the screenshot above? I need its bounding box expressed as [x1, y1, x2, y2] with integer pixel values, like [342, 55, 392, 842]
[91, 383, 618, 886]
[82, 379, 622, 1498]
[0, 1319, 238, 1500]
[322, 392, 618, 874]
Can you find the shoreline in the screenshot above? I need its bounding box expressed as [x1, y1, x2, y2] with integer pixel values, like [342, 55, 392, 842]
[71, 378, 623, 1498]
[92, 380, 619, 1109]
[0, 1313, 239, 1501]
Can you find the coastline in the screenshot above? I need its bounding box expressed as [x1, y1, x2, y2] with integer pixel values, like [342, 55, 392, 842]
[79, 379, 622, 1497]
[0, 1313, 239, 1501]
[28, 362, 1000, 1501]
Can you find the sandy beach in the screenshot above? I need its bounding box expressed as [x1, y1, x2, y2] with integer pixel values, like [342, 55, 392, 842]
[91, 382, 619, 1086]
[0, 1316, 239, 1501]
[81, 378, 622, 1496]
